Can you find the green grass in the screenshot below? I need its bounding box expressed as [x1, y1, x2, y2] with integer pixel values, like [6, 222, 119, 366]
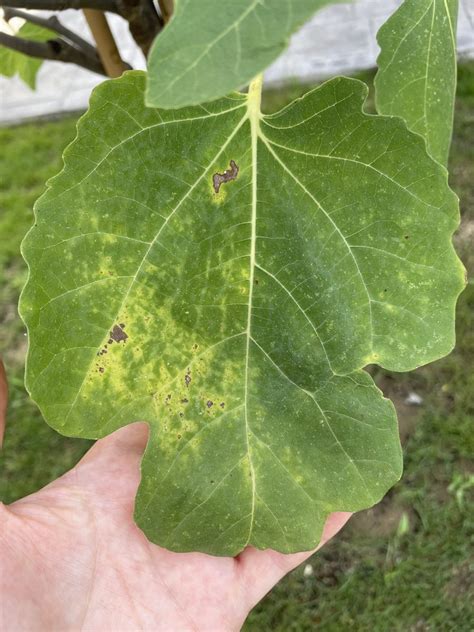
[1, 64, 473, 629]
[0, 116, 92, 501]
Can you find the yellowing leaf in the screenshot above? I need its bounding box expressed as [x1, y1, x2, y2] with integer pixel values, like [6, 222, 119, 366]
[20, 72, 464, 555]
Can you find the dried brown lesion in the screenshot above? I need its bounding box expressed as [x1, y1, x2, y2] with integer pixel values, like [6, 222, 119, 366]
[212, 160, 239, 194]
[109, 323, 128, 343]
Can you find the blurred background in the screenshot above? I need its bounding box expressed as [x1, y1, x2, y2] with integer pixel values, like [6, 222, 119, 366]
[0, 1, 473, 629]
[1, 0, 473, 123]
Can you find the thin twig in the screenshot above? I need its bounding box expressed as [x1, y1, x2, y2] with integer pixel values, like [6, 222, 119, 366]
[83, 8, 126, 76]
[157, 0, 172, 23]
[0, 31, 107, 74]
[0, 0, 118, 13]
[3, 7, 99, 60]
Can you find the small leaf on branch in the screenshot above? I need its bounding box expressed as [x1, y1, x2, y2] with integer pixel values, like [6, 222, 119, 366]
[375, 0, 459, 166]
[0, 21, 55, 88]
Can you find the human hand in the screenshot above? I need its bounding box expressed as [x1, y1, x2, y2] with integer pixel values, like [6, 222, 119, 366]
[0, 360, 351, 631]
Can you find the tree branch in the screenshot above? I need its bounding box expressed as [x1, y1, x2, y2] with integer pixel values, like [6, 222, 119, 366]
[115, 0, 162, 56]
[3, 6, 99, 61]
[0, 0, 118, 12]
[1, 0, 163, 57]
[0, 31, 107, 74]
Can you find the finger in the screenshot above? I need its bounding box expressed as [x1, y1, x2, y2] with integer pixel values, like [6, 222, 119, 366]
[0, 359, 8, 447]
[236, 512, 352, 608]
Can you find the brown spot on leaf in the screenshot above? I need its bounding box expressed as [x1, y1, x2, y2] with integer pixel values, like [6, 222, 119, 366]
[110, 324, 128, 343]
[185, 371, 191, 387]
[212, 160, 239, 194]
[98, 367, 104, 373]
[220, 402, 225, 408]
[206, 400, 213, 408]
[181, 398, 189, 404]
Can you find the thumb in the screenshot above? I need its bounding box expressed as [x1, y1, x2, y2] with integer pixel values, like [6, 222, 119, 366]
[60, 422, 150, 512]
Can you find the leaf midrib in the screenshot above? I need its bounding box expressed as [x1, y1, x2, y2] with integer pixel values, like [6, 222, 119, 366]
[242, 75, 262, 545]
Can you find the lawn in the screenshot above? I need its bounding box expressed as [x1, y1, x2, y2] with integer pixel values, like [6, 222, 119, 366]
[1, 64, 473, 630]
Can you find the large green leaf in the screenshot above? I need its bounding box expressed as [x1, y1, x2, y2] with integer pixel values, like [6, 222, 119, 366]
[0, 22, 55, 89]
[146, 0, 342, 109]
[21, 72, 464, 555]
[375, 0, 458, 166]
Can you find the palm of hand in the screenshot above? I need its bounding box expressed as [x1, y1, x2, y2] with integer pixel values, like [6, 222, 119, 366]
[1, 362, 350, 631]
